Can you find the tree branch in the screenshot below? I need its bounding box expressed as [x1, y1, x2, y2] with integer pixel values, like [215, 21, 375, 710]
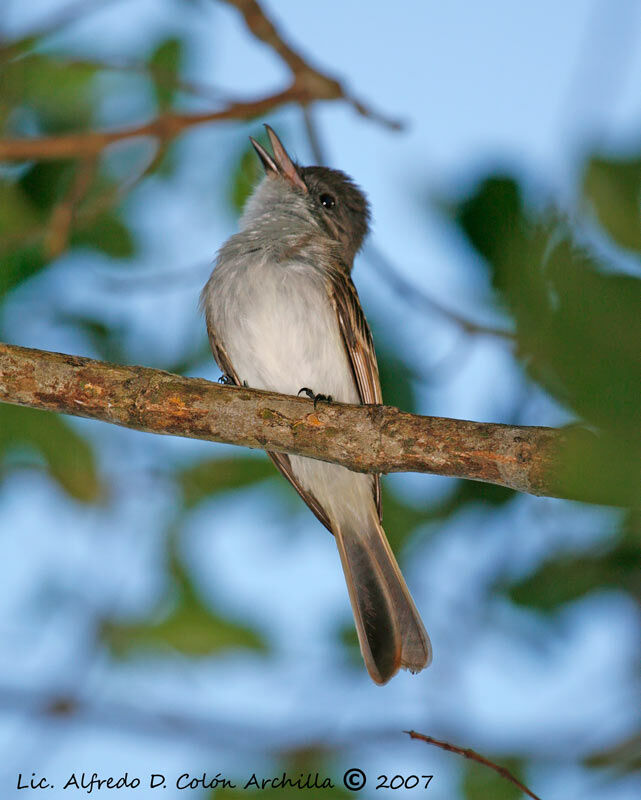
[0, 89, 301, 161]
[0, 342, 602, 504]
[0, 0, 399, 163]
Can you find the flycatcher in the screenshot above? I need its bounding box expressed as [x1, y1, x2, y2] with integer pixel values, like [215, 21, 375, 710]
[201, 126, 431, 684]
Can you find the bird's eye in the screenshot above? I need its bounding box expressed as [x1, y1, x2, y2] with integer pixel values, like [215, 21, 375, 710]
[320, 193, 336, 209]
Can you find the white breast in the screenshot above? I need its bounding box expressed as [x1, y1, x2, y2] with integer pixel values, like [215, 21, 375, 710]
[204, 254, 359, 404]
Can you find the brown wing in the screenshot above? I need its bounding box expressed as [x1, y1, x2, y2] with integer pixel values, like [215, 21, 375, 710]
[205, 316, 333, 533]
[327, 268, 383, 521]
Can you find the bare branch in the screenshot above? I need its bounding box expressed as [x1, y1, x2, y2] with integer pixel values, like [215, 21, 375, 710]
[0, 88, 301, 161]
[221, 0, 402, 129]
[44, 156, 97, 259]
[0, 0, 400, 163]
[0, 342, 605, 504]
[406, 730, 542, 800]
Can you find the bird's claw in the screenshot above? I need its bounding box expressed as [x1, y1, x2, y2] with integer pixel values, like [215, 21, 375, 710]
[298, 387, 333, 409]
[218, 374, 235, 385]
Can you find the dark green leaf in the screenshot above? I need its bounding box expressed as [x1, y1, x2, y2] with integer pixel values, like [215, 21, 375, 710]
[71, 212, 135, 258]
[178, 455, 276, 509]
[229, 139, 264, 214]
[212, 750, 352, 800]
[0, 178, 40, 238]
[149, 37, 183, 111]
[0, 244, 47, 298]
[448, 175, 641, 506]
[376, 341, 417, 414]
[380, 484, 433, 552]
[1, 54, 96, 133]
[583, 155, 641, 252]
[17, 161, 75, 212]
[462, 757, 525, 800]
[506, 540, 641, 612]
[586, 732, 641, 772]
[0, 405, 102, 502]
[103, 553, 265, 656]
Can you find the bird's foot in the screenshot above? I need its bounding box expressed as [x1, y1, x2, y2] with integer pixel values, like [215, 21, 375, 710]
[218, 375, 249, 388]
[298, 387, 333, 409]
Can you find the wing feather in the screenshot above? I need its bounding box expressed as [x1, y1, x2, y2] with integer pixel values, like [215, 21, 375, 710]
[327, 268, 383, 521]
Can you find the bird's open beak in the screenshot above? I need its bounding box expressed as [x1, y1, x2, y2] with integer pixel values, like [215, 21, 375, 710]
[250, 125, 308, 193]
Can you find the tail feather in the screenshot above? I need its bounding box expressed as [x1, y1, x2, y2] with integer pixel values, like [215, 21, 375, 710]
[335, 516, 431, 685]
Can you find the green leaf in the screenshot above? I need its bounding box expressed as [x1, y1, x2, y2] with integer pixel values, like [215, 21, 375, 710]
[149, 37, 183, 111]
[212, 750, 353, 800]
[447, 175, 641, 506]
[583, 154, 641, 252]
[0, 178, 41, 236]
[507, 540, 641, 612]
[71, 211, 135, 258]
[102, 552, 265, 656]
[375, 340, 417, 414]
[0, 244, 47, 298]
[17, 161, 75, 213]
[1, 53, 97, 133]
[586, 731, 641, 773]
[229, 139, 264, 214]
[178, 455, 277, 509]
[0, 405, 102, 502]
[462, 758, 525, 800]
[380, 484, 433, 552]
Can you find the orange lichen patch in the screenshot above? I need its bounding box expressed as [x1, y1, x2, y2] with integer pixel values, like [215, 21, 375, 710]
[82, 382, 104, 395]
[166, 394, 192, 417]
[291, 413, 324, 430]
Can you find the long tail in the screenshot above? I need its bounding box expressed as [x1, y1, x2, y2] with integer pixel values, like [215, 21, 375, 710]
[334, 515, 432, 685]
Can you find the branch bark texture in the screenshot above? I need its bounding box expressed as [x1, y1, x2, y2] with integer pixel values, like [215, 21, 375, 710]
[0, 342, 589, 503]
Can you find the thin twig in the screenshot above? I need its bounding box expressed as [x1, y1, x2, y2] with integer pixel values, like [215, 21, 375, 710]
[405, 730, 542, 800]
[0, 0, 400, 162]
[43, 55, 234, 105]
[0, 87, 300, 161]
[221, 0, 402, 130]
[45, 156, 97, 259]
[365, 243, 515, 341]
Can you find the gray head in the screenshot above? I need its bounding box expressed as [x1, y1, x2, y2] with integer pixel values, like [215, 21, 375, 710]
[245, 125, 370, 264]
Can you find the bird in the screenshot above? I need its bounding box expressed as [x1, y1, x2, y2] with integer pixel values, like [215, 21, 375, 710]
[201, 125, 431, 684]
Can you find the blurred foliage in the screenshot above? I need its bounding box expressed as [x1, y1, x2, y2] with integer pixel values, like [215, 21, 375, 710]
[508, 509, 641, 611]
[582, 153, 641, 252]
[149, 37, 184, 112]
[210, 748, 352, 800]
[102, 550, 265, 657]
[586, 731, 641, 773]
[1, 14, 641, 792]
[0, 404, 101, 501]
[0, 52, 96, 132]
[449, 175, 641, 508]
[462, 758, 525, 800]
[229, 133, 269, 213]
[178, 454, 276, 509]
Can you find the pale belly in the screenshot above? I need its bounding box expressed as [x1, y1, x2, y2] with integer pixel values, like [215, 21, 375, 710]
[204, 256, 373, 524]
[208, 258, 359, 404]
